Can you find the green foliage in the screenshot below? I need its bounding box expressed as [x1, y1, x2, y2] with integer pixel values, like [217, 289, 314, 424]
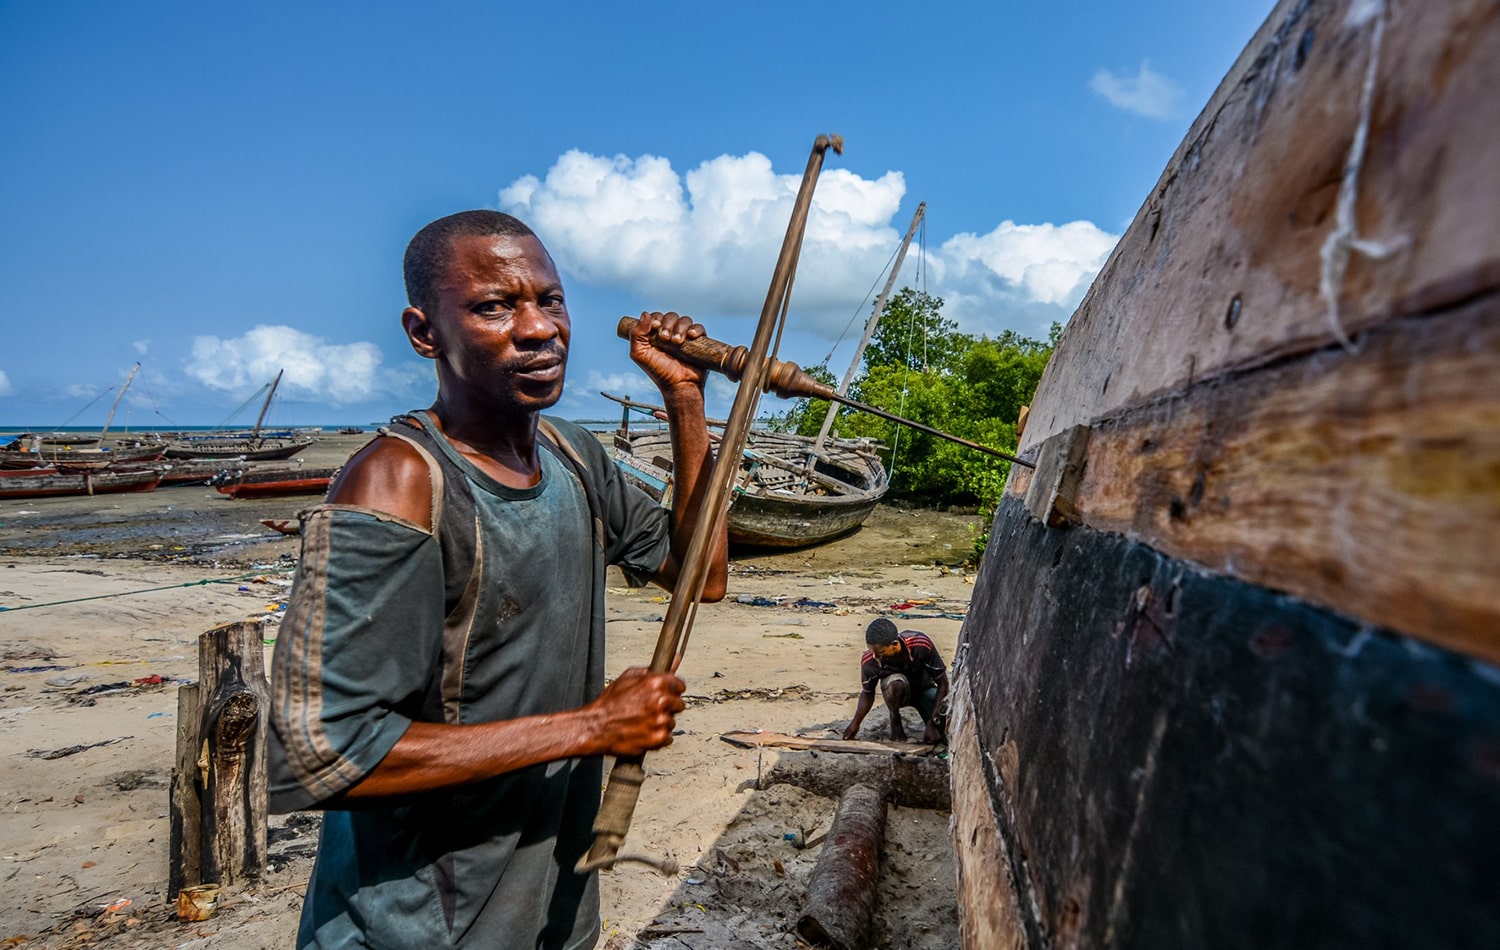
[860, 288, 966, 373]
[766, 362, 837, 434]
[782, 290, 1060, 563]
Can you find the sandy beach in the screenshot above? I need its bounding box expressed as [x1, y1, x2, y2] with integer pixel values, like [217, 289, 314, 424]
[0, 432, 977, 948]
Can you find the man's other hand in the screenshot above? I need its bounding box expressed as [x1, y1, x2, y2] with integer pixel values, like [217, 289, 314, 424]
[587, 666, 686, 758]
[627, 311, 710, 395]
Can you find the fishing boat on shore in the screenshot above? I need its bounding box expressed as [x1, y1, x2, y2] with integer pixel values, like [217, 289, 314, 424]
[164, 370, 313, 461]
[0, 364, 168, 470]
[604, 204, 930, 549]
[0, 466, 161, 499]
[210, 462, 338, 499]
[949, 2, 1500, 947]
[605, 393, 888, 549]
[154, 458, 241, 487]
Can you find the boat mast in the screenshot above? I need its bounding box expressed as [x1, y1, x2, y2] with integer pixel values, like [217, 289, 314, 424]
[251, 369, 284, 440]
[99, 363, 142, 440]
[811, 201, 925, 455]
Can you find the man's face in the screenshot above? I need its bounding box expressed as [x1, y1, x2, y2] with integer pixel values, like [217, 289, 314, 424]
[872, 641, 903, 662]
[412, 232, 572, 414]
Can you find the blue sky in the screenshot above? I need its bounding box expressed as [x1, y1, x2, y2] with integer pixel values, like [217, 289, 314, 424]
[0, 1, 1274, 429]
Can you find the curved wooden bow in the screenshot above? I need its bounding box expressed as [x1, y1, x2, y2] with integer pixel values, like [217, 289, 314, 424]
[578, 134, 844, 875]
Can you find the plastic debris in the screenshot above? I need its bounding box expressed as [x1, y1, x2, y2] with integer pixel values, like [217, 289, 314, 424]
[176, 884, 219, 922]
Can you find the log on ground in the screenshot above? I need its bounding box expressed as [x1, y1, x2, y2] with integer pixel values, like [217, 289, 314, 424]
[796, 782, 888, 950]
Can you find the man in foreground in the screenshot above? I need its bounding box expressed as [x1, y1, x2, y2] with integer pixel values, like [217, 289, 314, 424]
[843, 618, 950, 744]
[267, 210, 727, 949]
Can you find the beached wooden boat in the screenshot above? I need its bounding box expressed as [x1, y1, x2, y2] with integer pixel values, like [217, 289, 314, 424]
[163, 437, 311, 461]
[0, 441, 166, 471]
[949, 2, 1500, 947]
[607, 395, 888, 548]
[0, 466, 161, 499]
[1, 365, 170, 470]
[211, 464, 337, 499]
[154, 458, 241, 487]
[164, 369, 314, 461]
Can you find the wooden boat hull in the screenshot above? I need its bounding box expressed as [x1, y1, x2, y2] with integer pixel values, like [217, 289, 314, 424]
[212, 466, 337, 499]
[156, 459, 239, 486]
[952, 1, 1500, 946]
[165, 439, 312, 461]
[0, 467, 161, 498]
[612, 428, 889, 549]
[720, 486, 883, 548]
[0, 445, 165, 470]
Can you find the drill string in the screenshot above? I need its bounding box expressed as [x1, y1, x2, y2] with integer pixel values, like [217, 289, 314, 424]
[613, 319, 1036, 469]
[576, 133, 843, 877]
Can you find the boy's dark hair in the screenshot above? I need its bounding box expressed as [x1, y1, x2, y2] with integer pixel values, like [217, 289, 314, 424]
[403, 210, 538, 314]
[865, 618, 900, 646]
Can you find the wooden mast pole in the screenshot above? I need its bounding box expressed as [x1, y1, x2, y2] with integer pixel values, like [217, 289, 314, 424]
[250, 370, 283, 441]
[578, 134, 843, 875]
[812, 202, 925, 455]
[99, 362, 141, 440]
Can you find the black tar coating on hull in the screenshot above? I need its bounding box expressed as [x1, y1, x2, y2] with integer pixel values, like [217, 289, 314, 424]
[961, 496, 1500, 949]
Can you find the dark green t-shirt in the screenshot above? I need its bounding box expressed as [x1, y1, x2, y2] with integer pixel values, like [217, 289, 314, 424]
[268, 415, 671, 949]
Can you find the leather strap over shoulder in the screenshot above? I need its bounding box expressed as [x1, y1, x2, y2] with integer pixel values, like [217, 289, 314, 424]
[536, 418, 606, 550]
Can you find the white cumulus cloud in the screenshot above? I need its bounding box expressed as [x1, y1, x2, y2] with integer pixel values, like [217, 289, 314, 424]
[186, 325, 390, 405]
[132, 339, 151, 355]
[584, 369, 653, 401]
[1089, 60, 1185, 120]
[0, 370, 11, 397]
[502, 149, 1117, 342]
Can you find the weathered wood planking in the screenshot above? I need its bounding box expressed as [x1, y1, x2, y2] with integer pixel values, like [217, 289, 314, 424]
[956, 499, 1500, 948]
[1023, 0, 1500, 451]
[1009, 300, 1500, 663]
[948, 684, 1025, 950]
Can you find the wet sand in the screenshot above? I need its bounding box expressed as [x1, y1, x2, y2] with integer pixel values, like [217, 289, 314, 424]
[0, 432, 978, 948]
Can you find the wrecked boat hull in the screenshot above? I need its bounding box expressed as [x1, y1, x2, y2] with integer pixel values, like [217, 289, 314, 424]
[952, 0, 1500, 946]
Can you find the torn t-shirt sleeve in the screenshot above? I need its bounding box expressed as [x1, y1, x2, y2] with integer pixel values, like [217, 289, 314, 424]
[267, 506, 445, 813]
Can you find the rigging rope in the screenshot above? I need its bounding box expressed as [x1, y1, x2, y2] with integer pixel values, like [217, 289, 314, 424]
[821, 241, 903, 365]
[212, 382, 273, 431]
[52, 386, 115, 430]
[0, 566, 297, 614]
[887, 213, 929, 479]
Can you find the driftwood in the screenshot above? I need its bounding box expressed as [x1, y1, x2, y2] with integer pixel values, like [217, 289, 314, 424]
[168, 620, 270, 895]
[721, 729, 935, 756]
[758, 749, 950, 811]
[796, 783, 887, 950]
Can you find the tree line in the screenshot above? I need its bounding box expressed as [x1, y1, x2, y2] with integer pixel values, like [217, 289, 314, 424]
[773, 287, 1059, 560]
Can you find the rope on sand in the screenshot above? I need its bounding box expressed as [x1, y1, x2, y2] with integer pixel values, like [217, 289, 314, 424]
[0, 567, 297, 614]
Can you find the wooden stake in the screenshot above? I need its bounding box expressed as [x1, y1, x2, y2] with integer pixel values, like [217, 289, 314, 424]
[168, 620, 270, 894]
[168, 683, 202, 899]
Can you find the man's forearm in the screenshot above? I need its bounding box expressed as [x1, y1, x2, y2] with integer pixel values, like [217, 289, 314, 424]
[340, 709, 606, 800]
[660, 382, 728, 601]
[340, 668, 684, 801]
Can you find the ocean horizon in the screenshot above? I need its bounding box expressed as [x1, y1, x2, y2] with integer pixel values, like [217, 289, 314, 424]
[0, 418, 677, 439]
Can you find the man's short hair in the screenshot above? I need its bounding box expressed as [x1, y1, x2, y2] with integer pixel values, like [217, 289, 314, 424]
[403, 210, 538, 314]
[865, 618, 900, 646]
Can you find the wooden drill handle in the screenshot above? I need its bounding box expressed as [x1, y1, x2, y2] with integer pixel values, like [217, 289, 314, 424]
[616, 316, 834, 401]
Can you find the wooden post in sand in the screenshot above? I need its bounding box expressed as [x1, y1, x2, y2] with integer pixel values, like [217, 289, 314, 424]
[168, 682, 202, 899]
[169, 620, 270, 894]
